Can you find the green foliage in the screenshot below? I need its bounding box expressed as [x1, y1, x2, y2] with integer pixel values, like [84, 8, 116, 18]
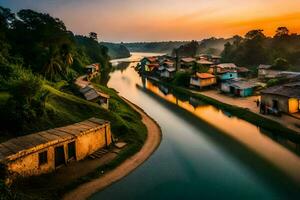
[101, 42, 130, 59]
[172, 72, 191, 87]
[172, 40, 200, 57]
[221, 27, 300, 70]
[271, 57, 289, 70]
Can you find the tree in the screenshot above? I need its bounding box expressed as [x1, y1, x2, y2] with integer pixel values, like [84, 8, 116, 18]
[89, 32, 98, 41]
[245, 29, 266, 41]
[275, 27, 289, 37]
[271, 57, 290, 70]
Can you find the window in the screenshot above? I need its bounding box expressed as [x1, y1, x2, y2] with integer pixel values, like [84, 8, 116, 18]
[39, 151, 48, 166]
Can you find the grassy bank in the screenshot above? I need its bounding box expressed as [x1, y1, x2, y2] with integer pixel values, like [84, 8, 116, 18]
[149, 77, 300, 142]
[4, 82, 147, 200]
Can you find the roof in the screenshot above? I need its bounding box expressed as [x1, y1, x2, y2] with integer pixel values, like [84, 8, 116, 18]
[163, 61, 174, 66]
[181, 57, 196, 63]
[196, 59, 214, 65]
[166, 68, 176, 72]
[0, 118, 109, 162]
[237, 67, 250, 73]
[196, 72, 215, 79]
[80, 85, 110, 101]
[217, 63, 237, 69]
[258, 64, 272, 69]
[261, 82, 300, 98]
[230, 81, 258, 89]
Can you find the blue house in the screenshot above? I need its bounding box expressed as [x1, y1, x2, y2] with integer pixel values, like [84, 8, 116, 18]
[221, 79, 257, 97]
[217, 71, 238, 81]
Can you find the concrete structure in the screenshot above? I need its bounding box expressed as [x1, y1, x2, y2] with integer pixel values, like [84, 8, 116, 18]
[221, 79, 257, 97]
[0, 118, 112, 178]
[261, 82, 300, 114]
[80, 85, 110, 109]
[190, 72, 217, 88]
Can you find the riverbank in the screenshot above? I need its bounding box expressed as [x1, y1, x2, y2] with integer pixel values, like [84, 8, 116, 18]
[63, 97, 162, 200]
[148, 76, 300, 141]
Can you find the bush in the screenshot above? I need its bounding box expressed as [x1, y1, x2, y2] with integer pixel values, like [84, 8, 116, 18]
[172, 72, 191, 87]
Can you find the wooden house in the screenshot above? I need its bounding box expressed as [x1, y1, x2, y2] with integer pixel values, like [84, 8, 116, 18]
[190, 72, 217, 88]
[0, 118, 112, 178]
[261, 82, 300, 114]
[158, 67, 176, 79]
[180, 57, 196, 70]
[237, 67, 250, 78]
[80, 85, 110, 109]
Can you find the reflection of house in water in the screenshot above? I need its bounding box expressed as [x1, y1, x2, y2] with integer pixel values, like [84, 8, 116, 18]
[115, 62, 131, 72]
[0, 118, 112, 178]
[158, 84, 170, 95]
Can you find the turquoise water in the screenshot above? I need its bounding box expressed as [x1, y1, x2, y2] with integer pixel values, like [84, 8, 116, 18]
[91, 53, 300, 199]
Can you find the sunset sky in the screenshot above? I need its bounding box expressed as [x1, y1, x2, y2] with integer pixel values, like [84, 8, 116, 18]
[1, 0, 300, 42]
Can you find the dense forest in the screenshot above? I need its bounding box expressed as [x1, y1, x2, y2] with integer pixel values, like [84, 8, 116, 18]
[101, 42, 131, 59]
[0, 7, 112, 136]
[221, 28, 300, 71]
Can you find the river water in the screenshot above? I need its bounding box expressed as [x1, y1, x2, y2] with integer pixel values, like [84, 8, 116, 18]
[91, 53, 300, 199]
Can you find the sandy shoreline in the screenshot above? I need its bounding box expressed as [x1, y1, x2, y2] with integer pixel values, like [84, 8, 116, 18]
[63, 97, 162, 200]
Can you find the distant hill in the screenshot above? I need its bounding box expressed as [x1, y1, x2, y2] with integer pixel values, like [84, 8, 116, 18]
[101, 42, 131, 59]
[123, 41, 188, 54]
[123, 37, 239, 55]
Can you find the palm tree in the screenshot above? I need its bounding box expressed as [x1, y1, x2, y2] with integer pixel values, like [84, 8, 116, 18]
[43, 48, 64, 80]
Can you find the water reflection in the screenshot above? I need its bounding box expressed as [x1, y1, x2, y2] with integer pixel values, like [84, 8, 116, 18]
[140, 78, 300, 183]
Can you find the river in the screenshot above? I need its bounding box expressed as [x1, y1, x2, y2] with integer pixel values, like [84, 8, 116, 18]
[92, 52, 300, 199]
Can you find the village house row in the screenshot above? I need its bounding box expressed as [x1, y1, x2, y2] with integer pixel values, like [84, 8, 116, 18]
[137, 54, 300, 115]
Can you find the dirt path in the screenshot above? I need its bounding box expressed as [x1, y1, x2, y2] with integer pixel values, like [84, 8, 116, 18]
[193, 90, 300, 133]
[63, 97, 162, 200]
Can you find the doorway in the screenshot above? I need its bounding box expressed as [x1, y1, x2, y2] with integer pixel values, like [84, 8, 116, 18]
[272, 100, 279, 110]
[68, 142, 76, 161]
[55, 146, 65, 168]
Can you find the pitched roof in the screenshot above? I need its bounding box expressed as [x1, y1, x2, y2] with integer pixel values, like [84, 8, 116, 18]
[237, 67, 250, 73]
[196, 59, 214, 65]
[261, 82, 300, 98]
[80, 85, 110, 101]
[196, 72, 215, 79]
[181, 57, 196, 63]
[258, 64, 272, 69]
[217, 63, 237, 69]
[0, 118, 109, 162]
[231, 81, 258, 89]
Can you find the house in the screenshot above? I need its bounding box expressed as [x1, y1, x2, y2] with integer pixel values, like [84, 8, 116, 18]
[86, 64, 100, 80]
[216, 70, 238, 81]
[237, 67, 251, 78]
[80, 85, 110, 109]
[196, 59, 214, 67]
[180, 57, 196, 70]
[190, 72, 217, 88]
[261, 82, 300, 114]
[139, 57, 158, 73]
[221, 79, 257, 97]
[158, 67, 176, 79]
[210, 55, 221, 64]
[0, 118, 112, 178]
